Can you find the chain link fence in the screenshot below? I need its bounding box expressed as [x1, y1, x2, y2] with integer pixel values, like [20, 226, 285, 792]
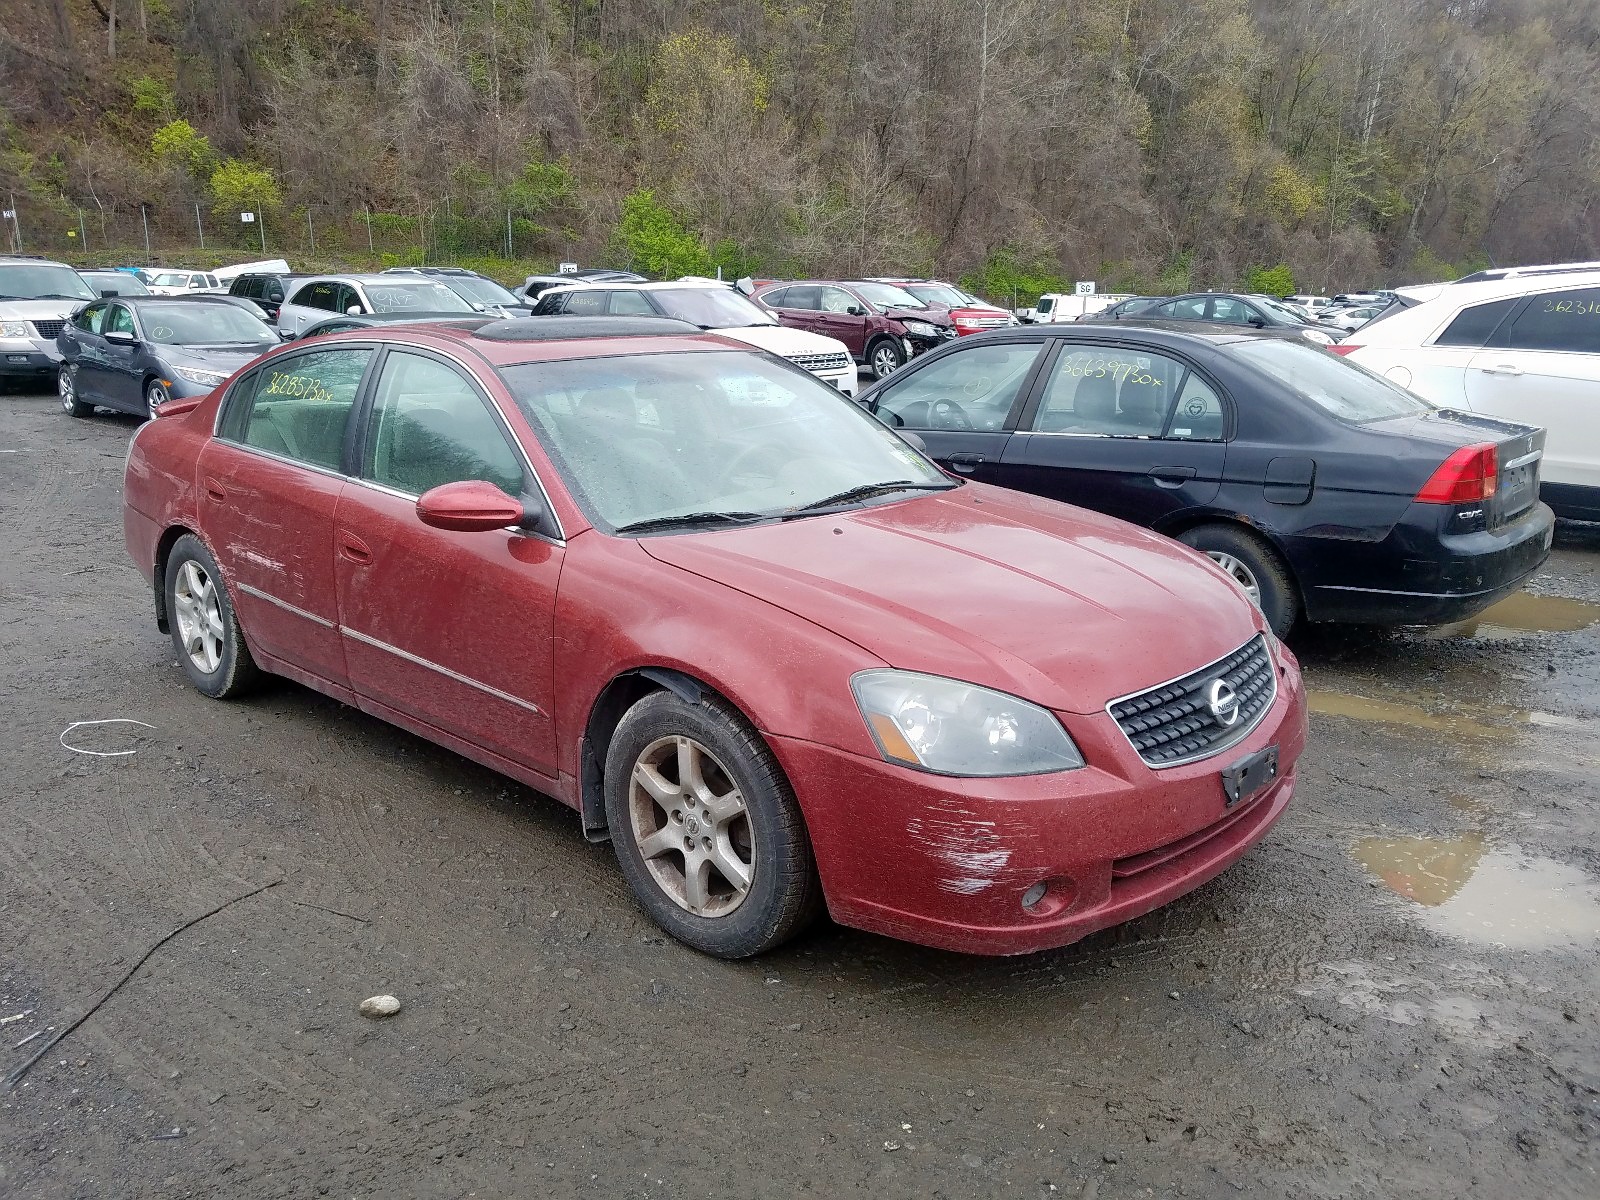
[2, 194, 561, 273]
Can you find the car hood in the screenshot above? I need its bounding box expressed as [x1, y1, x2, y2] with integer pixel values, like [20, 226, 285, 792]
[640, 484, 1264, 715]
[157, 343, 275, 370]
[882, 306, 952, 326]
[3, 298, 86, 321]
[714, 323, 851, 358]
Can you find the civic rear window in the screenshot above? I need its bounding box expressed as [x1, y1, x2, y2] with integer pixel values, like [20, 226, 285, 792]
[1232, 340, 1433, 423]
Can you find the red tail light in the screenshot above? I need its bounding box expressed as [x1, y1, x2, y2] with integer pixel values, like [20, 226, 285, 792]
[1416, 443, 1497, 504]
[1328, 343, 1360, 356]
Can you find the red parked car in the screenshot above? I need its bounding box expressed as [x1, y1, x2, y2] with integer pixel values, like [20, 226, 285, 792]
[123, 316, 1307, 958]
[752, 279, 956, 378]
[868, 278, 1018, 336]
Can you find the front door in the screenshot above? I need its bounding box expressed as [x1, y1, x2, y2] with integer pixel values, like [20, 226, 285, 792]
[867, 338, 1046, 484]
[199, 345, 376, 688]
[815, 286, 871, 357]
[101, 302, 147, 413]
[1005, 342, 1227, 527]
[334, 348, 563, 778]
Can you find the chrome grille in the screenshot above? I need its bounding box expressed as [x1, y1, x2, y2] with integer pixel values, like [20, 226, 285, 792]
[31, 319, 66, 339]
[1107, 635, 1276, 768]
[788, 352, 852, 373]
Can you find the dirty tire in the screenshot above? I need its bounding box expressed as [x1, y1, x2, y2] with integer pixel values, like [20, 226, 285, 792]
[164, 534, 261, 699]
[868, 337, 906, 379]
[59, 364, 92, 418]
[1177, 523, 1299, 638]
[604, 689, 822, 958]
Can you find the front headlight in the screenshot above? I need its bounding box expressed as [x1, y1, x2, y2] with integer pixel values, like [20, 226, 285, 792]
[1301, 328, 1334, 345]
[851, 670, 1085, 777]
[901, 320, 939, 337]
[172, 365, 229, 387]
[0, 321, 31, 338]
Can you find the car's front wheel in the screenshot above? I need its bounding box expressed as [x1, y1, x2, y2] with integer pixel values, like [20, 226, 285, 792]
[164, 535, 261, 699]
[603, 689, 821, 958]
[868, 337, 906, 379]
[1177, 523, 1299, 638]
[59, 364, 92, 418]
[145, 379, 170, 420]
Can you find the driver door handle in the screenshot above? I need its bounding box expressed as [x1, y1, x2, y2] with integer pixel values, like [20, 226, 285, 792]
[1476, 363, 1524, 377]
[944, 453, 986, 474]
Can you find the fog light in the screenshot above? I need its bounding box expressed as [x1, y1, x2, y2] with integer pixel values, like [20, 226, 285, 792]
[1021, 882, 1049, 909]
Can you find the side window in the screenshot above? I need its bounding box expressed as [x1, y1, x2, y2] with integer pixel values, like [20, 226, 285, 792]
[1166, 373, 1226, 441]
[365, 351, 524, 498]
[874, 342, 1041, 432]
[75, 303, 107, 334]
[1031, 347, 1182, 436]
[222, 348, 373, 471]
[105, 304, 135, 335]
[1209, 298, 1249, 324]
[782, 286, 821, 311]
[266, 280, 285, 302]
[759, 287, 790, 308]
[1435, 299, 1516, 347]
[820, 287, 857, 314]
[1497, 289, 1600, 353]
[336, 284, 365, 314]
[608, 290, 656, 316]
[562, 290, 607, 316]
[292, 281, 337, 311]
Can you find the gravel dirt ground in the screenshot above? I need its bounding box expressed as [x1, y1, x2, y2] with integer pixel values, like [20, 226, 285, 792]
[1, 390, 1597, 1200]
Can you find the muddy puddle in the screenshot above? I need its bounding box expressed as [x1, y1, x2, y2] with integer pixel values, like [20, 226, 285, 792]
[1421, 590, 1600, 642]
[1305, 689, 1593, 745]
[1354, 835, 1600, 950]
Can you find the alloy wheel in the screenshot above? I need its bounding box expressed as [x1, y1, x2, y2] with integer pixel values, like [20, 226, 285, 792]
[172, 559, 224, 674]
[627, 734, 756, 918]
[1206, 551, 1262, 608]
[872, 344, 902, 377]
[58, 365, 77, 412]
[146, 381, 170, 419]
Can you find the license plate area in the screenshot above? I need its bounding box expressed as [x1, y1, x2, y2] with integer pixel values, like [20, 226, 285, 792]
[1221, 745, 1278, 808]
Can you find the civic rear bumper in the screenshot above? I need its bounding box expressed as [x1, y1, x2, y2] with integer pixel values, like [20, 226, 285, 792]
[768, 652, 1307, 956]
[1299, 502, 1555, 625]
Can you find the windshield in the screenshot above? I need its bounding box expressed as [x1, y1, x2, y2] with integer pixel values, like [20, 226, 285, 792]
[0, 263, 95, 301]
[362, 281, 474, 313]
[139, 302, 278, 345]
[82, 271, 149, 295]
[150, 272, 195, 287]
[1256, 298, 1310, 324]
[649, 287, 775, 329]
[445, 275, 519, 307]
[1233, 340, 1433, 423]
[904, 284, 967, 307]
[853, 282, 926, 310]
[500, 350, 951, 532]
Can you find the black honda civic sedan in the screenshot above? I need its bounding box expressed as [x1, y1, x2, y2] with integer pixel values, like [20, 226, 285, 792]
[858, 322, 1554, 635]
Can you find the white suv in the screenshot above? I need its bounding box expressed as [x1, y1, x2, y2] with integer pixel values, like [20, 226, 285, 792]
[1342, 271, 1600, 520]
[532, 280, 859, 395]
[0, 257, 98, 389]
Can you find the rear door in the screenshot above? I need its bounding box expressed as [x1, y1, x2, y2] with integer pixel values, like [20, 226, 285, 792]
[866, 339, 1046, 483]
[200, 345, 376, 690]
[62, 301, 110, 402]
[1464, 286, 1600, 494]
[1005, 341, 1227, 527]
[334, 348, 562, 778]
[761, 286, 823, 338]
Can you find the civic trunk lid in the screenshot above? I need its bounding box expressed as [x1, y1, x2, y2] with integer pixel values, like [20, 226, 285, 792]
[1368, 407, 1545, 529]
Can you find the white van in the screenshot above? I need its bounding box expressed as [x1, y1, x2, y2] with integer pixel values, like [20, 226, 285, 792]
[1342, 271, 1600, 520]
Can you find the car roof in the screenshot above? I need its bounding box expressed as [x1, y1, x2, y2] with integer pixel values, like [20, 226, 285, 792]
[544, 280, 730, 293]
[295, 274, 452, 285]
[964, 319, 1306, 348]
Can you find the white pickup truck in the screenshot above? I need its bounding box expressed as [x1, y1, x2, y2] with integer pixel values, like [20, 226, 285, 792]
[1026, 292, 1136, 323]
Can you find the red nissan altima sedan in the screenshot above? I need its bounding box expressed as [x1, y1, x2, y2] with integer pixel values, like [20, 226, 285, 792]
[123, 315, 1308, 958]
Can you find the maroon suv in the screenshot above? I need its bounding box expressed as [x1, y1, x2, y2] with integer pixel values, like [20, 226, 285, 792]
[753, 280, 956, 377]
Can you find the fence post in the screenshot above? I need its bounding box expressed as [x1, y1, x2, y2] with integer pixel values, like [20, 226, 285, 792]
[78, 208, 88, 252]
[364, 204, 374, 255]
[506, 208, 513, 259]
[6, 193, 20, 253]
[257, 209, 266, 255]
[195, 202, 205, 249]
[306, 209, 315, 254]
[140, 204, 151, 258]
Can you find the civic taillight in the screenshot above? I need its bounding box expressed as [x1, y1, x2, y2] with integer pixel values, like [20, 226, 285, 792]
[1327, 343, 1361, 356]
[1415, 443, 1497, 504]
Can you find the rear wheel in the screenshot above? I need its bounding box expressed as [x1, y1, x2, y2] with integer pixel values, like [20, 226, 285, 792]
[868, 337, 906, 379]
[164, 535, 261, 699]
[1177, 523, 1299, 638]
[59, 364, 92, 417]
[603, 689, 821, 958]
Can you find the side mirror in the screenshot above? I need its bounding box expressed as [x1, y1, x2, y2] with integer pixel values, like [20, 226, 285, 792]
[416, 480, 526, 532]
[101, 288, 120, 297]
[345, 305, 363, 316]
[1248, 316, 1267, 328]
[846, 305, 865, 317]
[897, 429, 929, 453]
[104, 331, 139, 347]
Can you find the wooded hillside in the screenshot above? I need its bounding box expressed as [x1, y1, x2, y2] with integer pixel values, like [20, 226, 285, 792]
[4, 0, 1599, 296]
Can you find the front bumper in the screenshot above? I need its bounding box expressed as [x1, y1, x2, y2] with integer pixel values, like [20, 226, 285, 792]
[770, 647, 1307, 956]
[1298, 501, 1555, 625]
[0, 338, 62, 378]
[816, 366, 858, 397]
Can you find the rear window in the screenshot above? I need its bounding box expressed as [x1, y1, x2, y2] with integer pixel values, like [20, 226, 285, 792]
[1232, 340, 1432, 422]
[1435, 298, 1516, 347]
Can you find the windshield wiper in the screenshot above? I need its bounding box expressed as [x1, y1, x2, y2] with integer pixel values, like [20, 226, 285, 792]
[786, 480, 951, 515]
[613, 510, 770, 535]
